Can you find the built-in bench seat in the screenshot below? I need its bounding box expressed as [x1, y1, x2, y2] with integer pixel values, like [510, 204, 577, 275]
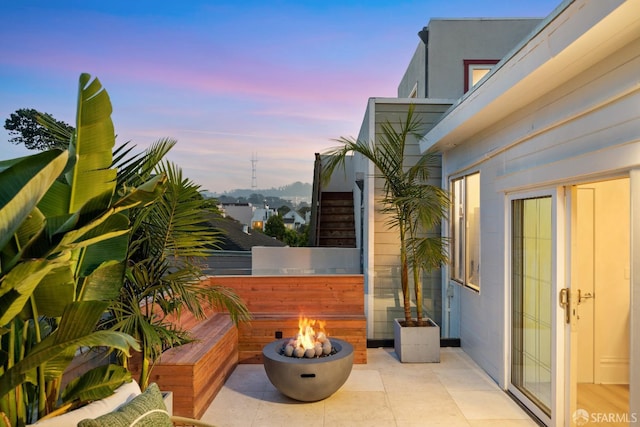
[129, 312, 237, 419]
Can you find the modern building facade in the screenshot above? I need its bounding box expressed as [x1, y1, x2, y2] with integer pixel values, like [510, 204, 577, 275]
[321, 0, 638, 424]
[340, 17, 543, 341]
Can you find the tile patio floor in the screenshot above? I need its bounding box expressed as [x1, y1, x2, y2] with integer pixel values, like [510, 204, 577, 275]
[200, 347, 539, 427]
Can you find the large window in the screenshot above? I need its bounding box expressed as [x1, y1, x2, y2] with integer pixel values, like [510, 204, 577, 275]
[451, 172, 480, 290]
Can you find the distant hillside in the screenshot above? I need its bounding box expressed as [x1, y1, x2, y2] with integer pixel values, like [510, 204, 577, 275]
[205, 181, 311, 199]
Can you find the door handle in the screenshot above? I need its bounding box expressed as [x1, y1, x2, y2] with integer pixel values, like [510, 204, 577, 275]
[559, 288, 571, 324]
[578, 289, 594, 304]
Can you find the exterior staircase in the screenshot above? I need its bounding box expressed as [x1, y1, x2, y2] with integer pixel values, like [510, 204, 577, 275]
[316, 191, 356, 247]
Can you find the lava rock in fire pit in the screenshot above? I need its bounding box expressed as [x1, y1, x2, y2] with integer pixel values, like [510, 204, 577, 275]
[263, 338, 354, 402]
[280, 335, 337, 359]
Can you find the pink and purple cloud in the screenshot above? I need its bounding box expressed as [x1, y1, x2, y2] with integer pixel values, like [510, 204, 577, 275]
[0, 0, 560, 193]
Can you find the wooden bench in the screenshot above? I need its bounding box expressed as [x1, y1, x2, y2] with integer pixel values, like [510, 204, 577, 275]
[129, 312, 237, 419]
[203, 275, 367, 364]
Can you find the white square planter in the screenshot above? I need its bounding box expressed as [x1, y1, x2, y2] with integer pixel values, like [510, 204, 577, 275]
[393, 318, 440, 363]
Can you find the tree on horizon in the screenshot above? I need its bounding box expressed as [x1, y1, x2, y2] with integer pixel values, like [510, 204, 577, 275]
[4, 108, 74, 151]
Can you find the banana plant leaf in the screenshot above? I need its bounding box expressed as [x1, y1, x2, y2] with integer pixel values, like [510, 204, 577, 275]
[0, 206, 46, 273]
[61, 364, 131, 404]
[67, 73, 116, 213]
[0, 330, 138, 399]
[0, 300, 140, 398]
[0, 150, 68, 252]
[31, 266, 75, 317]
[78, 260, 126, 302]
[40, 301, 138, 379]
[113, 173, 168, 209]
[0, 256, 69, 326]
[55, 211, 130, 252]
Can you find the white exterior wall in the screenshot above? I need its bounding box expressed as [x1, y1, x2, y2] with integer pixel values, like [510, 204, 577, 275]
[425, 0, 640, 416]
[221, 204, 253, 225]
[252, 247, 360, 275]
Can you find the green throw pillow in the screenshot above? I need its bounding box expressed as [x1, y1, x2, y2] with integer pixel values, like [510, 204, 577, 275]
[78, 383, 172, 427]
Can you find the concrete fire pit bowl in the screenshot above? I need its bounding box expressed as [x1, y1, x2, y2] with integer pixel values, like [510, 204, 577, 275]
[262, 338, 354, 402]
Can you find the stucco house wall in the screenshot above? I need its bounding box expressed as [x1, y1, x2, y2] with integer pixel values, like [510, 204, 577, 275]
[397, 41, 426, 98]
[398, 18, 541, 99]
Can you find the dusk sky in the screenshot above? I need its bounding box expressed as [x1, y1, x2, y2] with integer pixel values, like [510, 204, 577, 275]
[1, 0, 560, 194]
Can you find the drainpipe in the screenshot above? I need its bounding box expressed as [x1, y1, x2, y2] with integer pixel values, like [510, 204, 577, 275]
[355, 173, 364, 272]
[418, 27, 429, 98]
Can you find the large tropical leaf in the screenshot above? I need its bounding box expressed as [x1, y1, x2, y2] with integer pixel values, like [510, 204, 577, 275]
[113, 173, 167, 209]
[67, 73, 116, 213]
[0, 330, 138, 399]
[0, 150, 68, 252]
[0, 256, 69, 325]
[61, 364, 131, 404]
[77, 231, 129, 279]
[0, 300, 139, 398]
[31, 266, 75, 317]
[0, 206, 46, 273]
[78, 260, 126, 301]
[53, 210, 130, 252]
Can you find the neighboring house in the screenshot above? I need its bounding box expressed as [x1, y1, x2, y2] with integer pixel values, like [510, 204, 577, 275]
[398, 18, 541, 99]
[203, 215, 286, 275]
[219, 202, 278, 232]
[251, 206, 277, 231]
[321, 1, 639, 423]
[282, 210, 306, 230]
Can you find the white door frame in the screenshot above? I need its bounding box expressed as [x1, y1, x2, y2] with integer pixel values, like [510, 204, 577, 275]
[565, 174, 640, 426]
[630, 169, 640, 419]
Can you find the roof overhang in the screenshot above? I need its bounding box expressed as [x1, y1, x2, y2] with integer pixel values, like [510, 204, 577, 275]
[420, 0, 640, 153]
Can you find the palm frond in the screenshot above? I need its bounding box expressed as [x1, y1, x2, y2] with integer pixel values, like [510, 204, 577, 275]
[113, 138, 176, 190]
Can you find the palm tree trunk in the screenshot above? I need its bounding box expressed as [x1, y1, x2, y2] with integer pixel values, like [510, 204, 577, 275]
[139, 357, 151, 391]
[400, 226, 411, 325]
[413, 263, 423, 324]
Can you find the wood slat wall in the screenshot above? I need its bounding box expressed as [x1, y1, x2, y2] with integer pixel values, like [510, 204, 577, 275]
[202, 275, 367, 364]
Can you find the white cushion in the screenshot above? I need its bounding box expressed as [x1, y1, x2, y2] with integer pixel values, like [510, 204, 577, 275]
[27, 381, 141, 427]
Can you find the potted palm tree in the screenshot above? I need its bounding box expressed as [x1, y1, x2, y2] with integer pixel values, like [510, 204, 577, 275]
[322, 104, 449, 362]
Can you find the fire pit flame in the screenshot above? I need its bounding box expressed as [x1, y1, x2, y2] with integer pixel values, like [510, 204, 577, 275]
[283, 317, 333, 358]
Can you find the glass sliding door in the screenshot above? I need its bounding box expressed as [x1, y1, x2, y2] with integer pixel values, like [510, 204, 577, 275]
[511, 196, 553, 417]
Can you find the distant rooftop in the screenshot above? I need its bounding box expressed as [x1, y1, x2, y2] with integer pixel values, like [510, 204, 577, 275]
[207, 215, 286, 251]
